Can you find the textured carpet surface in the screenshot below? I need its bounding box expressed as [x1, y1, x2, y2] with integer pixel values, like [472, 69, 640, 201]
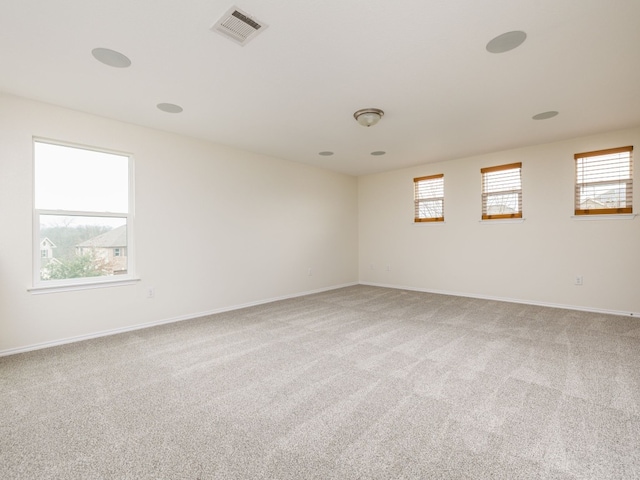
[1, 285, 639, 479]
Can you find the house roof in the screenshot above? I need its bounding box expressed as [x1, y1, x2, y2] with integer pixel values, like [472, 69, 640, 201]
[1, 1, 639, 176]
[40, 237, 56, 248]
[77, 225, 127, 248]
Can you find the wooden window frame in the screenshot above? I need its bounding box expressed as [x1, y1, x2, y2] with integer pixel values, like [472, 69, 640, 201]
[574, 146, 633, 216]
[481, 162, 522, 220]
[414, 174, 444, 222]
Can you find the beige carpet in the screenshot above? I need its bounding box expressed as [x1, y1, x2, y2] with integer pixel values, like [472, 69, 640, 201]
[1, 285, 639, 479]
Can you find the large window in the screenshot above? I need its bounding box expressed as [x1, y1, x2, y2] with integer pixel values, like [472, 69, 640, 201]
[414, 174, 444, 222]
[481, 162, 522, 220]
[33, 140, 134, 288]
[574, 146, 633, 215]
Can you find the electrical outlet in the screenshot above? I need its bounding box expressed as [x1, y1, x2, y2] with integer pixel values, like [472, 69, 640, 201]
[386, 265, 391, 271]
[308, 267, 312, 276]
[574, 276, 583, 286]
[147, 287, 155, 298]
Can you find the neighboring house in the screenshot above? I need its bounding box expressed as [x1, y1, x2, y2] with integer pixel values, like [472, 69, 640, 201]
[579, 186, 628, 210]
[39, 238, 62, 280]
[486, 205, 516, 215]
[579, 198, 606, 210]
[596, 187, 627, 208]
[76, 225, 128, 275]
[40, 237, 56, 260]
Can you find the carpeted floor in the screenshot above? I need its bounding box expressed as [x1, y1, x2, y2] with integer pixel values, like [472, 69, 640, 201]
[1, 285, 639, 479]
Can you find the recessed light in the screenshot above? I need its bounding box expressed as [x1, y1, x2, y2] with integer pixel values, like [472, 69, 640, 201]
[486, 31, 527, 54]
[157, 103, 183, 114]
[532, 111, 559, 120]
[371, 151, 386, 156]
[318, 151, 334, 156]
[91, 48, 131, 68]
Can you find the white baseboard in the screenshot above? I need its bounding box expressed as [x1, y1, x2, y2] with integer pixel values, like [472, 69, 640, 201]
[4, 280, 635, 357]
[0, 282, 358, 357]
[360, 281, 640, 318]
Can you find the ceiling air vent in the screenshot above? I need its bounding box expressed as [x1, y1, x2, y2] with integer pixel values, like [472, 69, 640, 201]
[211, 6, 268, 46]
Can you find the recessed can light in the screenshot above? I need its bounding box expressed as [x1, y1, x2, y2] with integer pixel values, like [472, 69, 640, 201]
[157, 103, 183, 113]
[318, 151, 334, 156]
[486, 31, 527, 54]
[532, 111, 559, 120]
[370, 151, 386, 156]
[91, 48, 131, 68]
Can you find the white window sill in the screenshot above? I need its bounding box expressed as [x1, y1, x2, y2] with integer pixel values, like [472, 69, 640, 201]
[28, 278, 141, 295]
[479, 218, 525, 224]
[571, 214, 636, 221]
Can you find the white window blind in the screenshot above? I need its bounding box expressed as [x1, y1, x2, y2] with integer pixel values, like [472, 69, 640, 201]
[414, 174, 444, 222]
[575, 146, 633, 215]
[481, 162, 522, 220]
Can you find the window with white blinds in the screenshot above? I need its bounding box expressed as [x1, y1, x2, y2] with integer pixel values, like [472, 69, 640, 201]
[574, 146, 633, 215]
[481, 162, 522, 220]
[414, 174, 444, 222]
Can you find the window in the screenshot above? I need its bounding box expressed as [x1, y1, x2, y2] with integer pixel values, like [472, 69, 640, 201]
[414, 174, 444, 222]
[574, 146, 633, 215]
[33, 140, 133, 288]
[481, 162, 522, 220]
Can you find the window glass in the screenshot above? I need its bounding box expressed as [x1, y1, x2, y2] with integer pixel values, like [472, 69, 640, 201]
[481, 163, 522, 220]
[34, 140, 132, 286]
[414, 174, 444, 222]
[575, 146, 633, 215]
[35, 142, 128, 212]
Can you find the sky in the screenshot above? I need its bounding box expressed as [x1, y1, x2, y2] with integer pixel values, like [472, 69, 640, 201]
[34, 141, 129, 228]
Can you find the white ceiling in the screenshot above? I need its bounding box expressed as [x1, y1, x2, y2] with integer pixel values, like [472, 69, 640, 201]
[2, 0, 639, 176]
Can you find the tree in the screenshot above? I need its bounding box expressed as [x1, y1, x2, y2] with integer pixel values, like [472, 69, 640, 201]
[44, 252, 105, 280]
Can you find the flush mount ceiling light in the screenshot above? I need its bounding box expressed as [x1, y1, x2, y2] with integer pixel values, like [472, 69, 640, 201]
[486, 31, 527, 54]
[157, 103, 183, 113]
[532, 110, 559, 120]
[354, 108, 384, 127]
[91, 48, 131, 68]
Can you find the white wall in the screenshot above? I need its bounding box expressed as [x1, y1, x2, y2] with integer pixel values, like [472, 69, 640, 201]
[359, 127, 640, 315]
[0, 94, 358, 353]
[2, 93, 637, 355]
